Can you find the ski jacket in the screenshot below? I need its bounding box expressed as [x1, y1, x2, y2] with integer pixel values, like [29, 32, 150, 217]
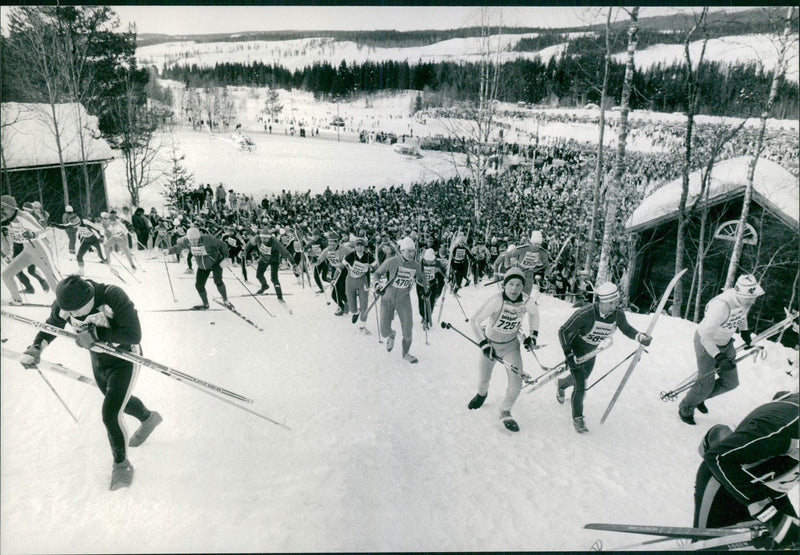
[33, 280, 141, 348]
[473, 291, 539, 344]
[344, 250, 376, 283]
[559, 304, 638, 358]
[3, 208, 44, 244]
[704, 393, 799, 507]
[511, 243, 550, 276]
[53, 218, 103, 242]
[374, 254, 428, 297]
[170, 234, 229, 270]
[697, 289, 752, 357]
[244, 235, 292, 266]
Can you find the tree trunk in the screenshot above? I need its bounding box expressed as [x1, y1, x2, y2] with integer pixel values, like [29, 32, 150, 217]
[584, 7, 613, 277]
[725, 6, 794, 288]
[596, 7, 638, 286]
[673, 8, 708, 317]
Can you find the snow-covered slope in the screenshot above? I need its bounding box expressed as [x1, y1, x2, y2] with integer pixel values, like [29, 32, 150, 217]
[1, 234, 797, 552]
[138, 32, 799, 82]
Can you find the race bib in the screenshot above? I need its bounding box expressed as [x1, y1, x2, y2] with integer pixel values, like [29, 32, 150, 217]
[350, 261, 368, 278]
[520, 251, 541, 269]
[258, 244, 272, 256]
[226, 237, 238, 247]
[312, 245, 322, 256]
[292, 239, 301, 251]
[76, 226, 92, 239]
[190, 245, 208, 256]
[69, 305, 113, 331]
[326, 252, 339, 264]
[720, 306, 747, 332]
[424, 265, 436, 282]
[393, 266, 416, 289]
[491, 304, 524, 334]
[453, 247, 466, 262]
[582, 321, 617, 345]
[744, 455, 800, 494]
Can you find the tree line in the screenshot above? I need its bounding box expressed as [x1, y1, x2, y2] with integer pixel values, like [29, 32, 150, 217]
[161, 55, 799, 119]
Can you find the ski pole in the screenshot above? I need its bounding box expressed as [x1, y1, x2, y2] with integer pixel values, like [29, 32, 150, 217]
[440, 321, 530, 382]
[424, 295, 432, 346]
[659, 346, 766, 402]
[224, 265, 275, 318]
[1, 309, 254, 404]
[35, 367, 80, 423]
[373, 290, 383, 343]
[163, 254, 178, 302]
[2, 346, 94, 385]
[109, 252, 140, 283]
[585, 349, 641, 391]
[452, 290, 469, 322]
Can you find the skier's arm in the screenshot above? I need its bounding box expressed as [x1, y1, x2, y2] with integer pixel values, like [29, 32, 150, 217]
[470, 296, 500, 341]
[616, 310, 639, 341]
[698, 300, 731, 357]
[95, 286, 142, 345]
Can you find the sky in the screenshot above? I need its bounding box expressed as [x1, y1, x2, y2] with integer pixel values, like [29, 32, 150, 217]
[110, 5, 750, 35]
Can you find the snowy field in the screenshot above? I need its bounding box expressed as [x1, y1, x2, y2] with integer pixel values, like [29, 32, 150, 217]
[1, 231, 798, 553]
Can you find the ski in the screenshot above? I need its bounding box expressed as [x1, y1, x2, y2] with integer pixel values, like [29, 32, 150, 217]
[675, 530, 771, 551]
[276, 299, 293, 315]
[2, 302, 53, 308]
[551, 234, 574, 269]
[226, 292, 293, 299]
[1, 346, 94, 385]
[735, 307, 798, 354]
[584, 521, 763, 539]
[601, 268, 687, 423]
[525, 339, 612, 393]
[212, 299, 264, 331]
[142, 307, 224, 313]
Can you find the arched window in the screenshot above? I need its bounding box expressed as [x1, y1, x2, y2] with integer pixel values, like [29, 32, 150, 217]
[713, 220, 758, 245]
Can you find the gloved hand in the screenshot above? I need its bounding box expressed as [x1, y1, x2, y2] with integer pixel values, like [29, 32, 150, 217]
[523, 331, 539, 351]
[714, 352, 735, 372]
[21, 230, 36, 240]
[75, 325, 98, 350]
[423, 287, 430, 297]
[741, 329, 753, 349]
[479, 339, 497, 361]
[749, 501, 800, 549]
[565, 352, 579, 370]
[19, 345, 42, 369]
[636, 332, 652, 346]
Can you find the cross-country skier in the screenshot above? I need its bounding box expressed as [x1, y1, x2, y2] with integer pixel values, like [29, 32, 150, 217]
[555, 281, 651, 433]
[467, 267, 540, 432]
[449, 232, 475, 293]
[63, 205, 80, 254]
[17, 275, 162, 491]
[374, 236, 429, 363]
[100, 211, 136, 270]
[164, 226, 232, 310]
[678, 274, 765, 425]
[510, 230, 550, 296]
[343, 236, 377, 333]
[243, 227, 296, 301]
[700, 391, 799, 549]
[1, 195, 59, 303]
[317, 232, 351, 315]
[418, 247, 446, 330]
[52, 211, 107, 275]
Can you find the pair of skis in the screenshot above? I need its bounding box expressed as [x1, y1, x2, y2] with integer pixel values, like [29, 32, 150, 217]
[524, 338, 614, 393]
[585, 520, 771, 551]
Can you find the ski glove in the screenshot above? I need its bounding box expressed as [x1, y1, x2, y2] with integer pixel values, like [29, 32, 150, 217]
[749, 501, 800, 549]
[19, 345, 42, 369]
[565, 352, 579, 370]
[75, 325, 99, 350]
[479, 339, 497, 361]
[741, 329, 753, 348]
[523, 331, 539, 351]
[21, 230, 36, 240]
[714, 352, 735, 372]
[635, 332, 652, 346]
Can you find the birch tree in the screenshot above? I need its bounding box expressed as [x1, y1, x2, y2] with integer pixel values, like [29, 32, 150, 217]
[595, 7, 639, 286]
[671, 7, 709, 317]
[724, 6, 795, 287]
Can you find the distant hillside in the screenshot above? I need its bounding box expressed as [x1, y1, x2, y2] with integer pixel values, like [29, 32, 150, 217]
[135, 7, 794, 49]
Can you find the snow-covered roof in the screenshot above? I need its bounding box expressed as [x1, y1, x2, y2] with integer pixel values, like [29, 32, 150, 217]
[626, 157, 799, 232]
[1, 102, 115, 170]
